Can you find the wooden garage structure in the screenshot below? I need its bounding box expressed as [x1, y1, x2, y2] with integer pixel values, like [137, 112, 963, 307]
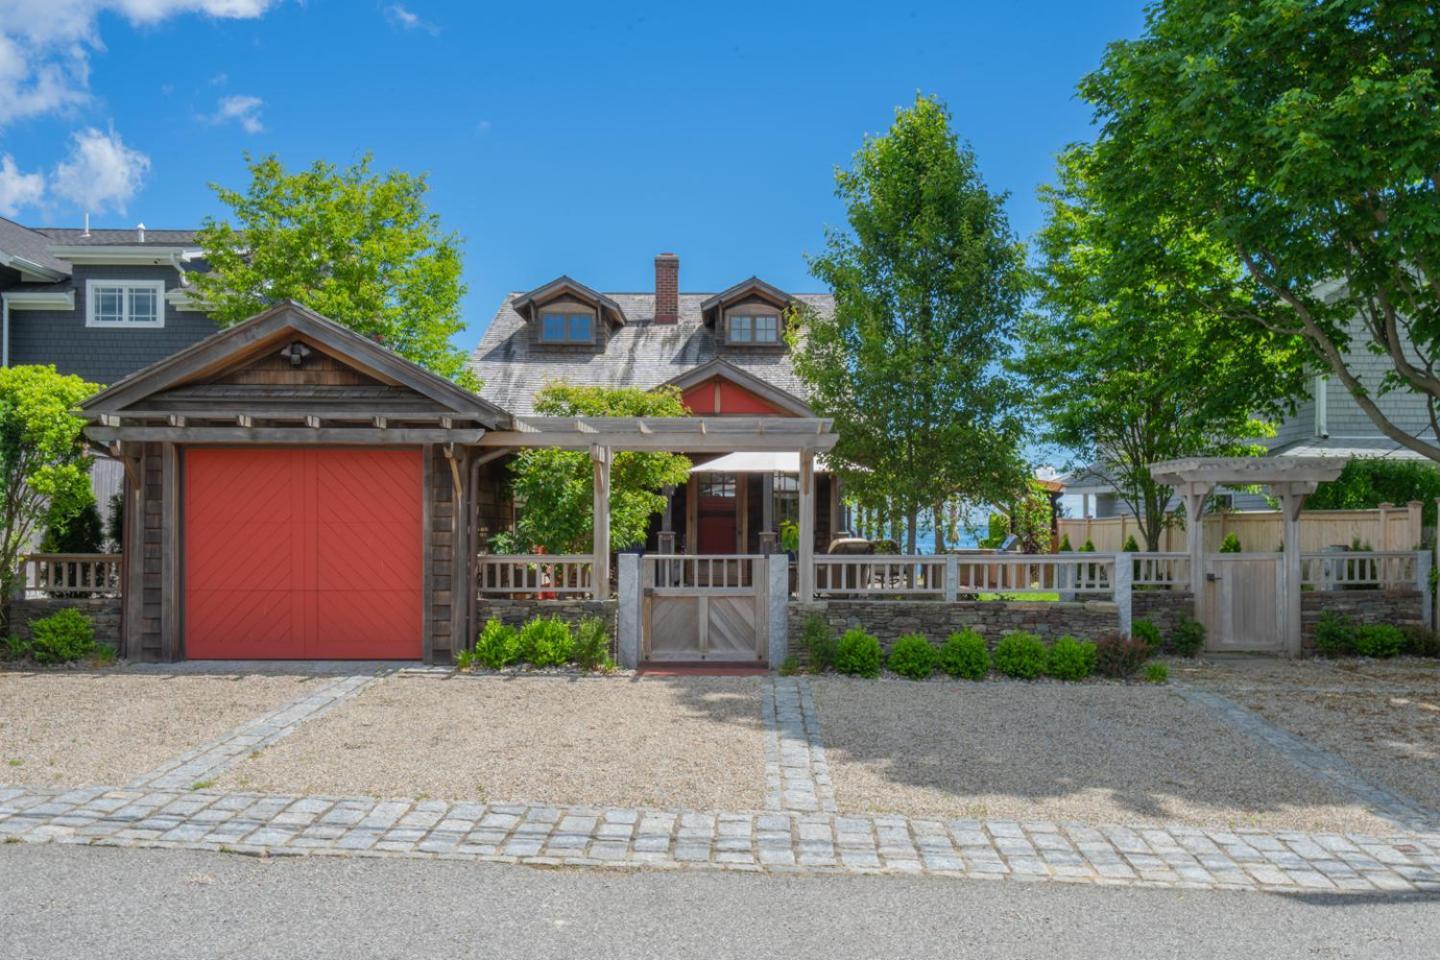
[82, 301, 511, 663]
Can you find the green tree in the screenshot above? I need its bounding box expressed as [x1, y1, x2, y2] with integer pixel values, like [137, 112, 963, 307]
[1078, 0, 1440, 460]
[791, 94, 1029, 552]
[1017, 145, 1305, 549]
[194, 153, 475, 384]
[0, 366, 97, 627]
[501, 384, 692, 553]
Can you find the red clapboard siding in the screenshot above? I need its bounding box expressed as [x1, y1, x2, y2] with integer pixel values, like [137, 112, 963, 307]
[184, 447, 422, 659]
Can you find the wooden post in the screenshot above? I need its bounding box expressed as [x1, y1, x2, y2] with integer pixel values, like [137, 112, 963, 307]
[1180, 482, 1214, 624]
[1279, 487, 1307, 657]
[592, 445, 611, 601]
[798, 450, 815, 602]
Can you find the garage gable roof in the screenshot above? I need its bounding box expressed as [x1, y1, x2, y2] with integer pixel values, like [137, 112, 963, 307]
[82, 300, 512, 428]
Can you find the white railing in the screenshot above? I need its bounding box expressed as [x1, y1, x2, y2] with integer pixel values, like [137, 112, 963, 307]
[1300, 551, 1418, 589]
[20, 554, 123, 598]
[814, 555, 947, 597]
[955, 554, 1114, 595]
[643, 554, 758, 591]
[476, 554, 594, 597]
[1131, 552, 1190, 587]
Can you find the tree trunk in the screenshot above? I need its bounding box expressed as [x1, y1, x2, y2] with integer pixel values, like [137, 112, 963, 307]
[933, 503, 945, 553]
[906, 508, 918, 555]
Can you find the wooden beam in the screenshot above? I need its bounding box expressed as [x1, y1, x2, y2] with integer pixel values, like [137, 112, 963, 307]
[167, 414, 186, 428]
[160, 443, 180, 661]
[235, 414, 253, 428]
[85, 426, 487, 444]
[373, 415, 387, 429]
[476, 430, 839, 452]
[304, 415, 321, 429]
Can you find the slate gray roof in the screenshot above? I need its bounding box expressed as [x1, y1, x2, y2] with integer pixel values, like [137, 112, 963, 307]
[470, 292, 832, 415]
[35, 227, 200, 246]
[0, 217, 69, 275]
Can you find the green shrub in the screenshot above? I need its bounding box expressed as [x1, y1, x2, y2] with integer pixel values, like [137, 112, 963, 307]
[454, 648, 477, 670]
[993, 631, 1047, 679]
[1121, 534, 1139, 552]
[1079, 539, 1095, 553]
[1045, 635, 1097, 680]
[938, 629, 990, 680]
[778, 655, 800, 676]
[1131, 618, 1162, 652]
[1399, 624, 1440, 658]
[1144, 662, 1169, 684]
[887, 633, 937, 680]
[1314, 612, 1356, 657]
[473, 618, 521, 669]
[27, 608, 97, 664]
[1168, 616, 1206, 658]
[1095, 631, 1150, 678]
[572, 617, 613, 671]
[518, 617, 573, 667]
[835, 628, 882, 678]
[1057, 533, 1073, 552]
[799, 614, 838, 672]
[1352, 624, 1405, 659]
[4, 633, 31, 661]
[1218, 533, 1242, 553]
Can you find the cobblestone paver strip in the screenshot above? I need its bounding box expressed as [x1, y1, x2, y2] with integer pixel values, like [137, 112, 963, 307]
[763, 678, 836, 813]
[2, 784, 1437, 894]
[126, 673, 381, 792]
[1173, 682, 1440, 835]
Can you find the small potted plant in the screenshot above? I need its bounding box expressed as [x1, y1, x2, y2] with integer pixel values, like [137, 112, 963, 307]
[779, 519, 800, 559]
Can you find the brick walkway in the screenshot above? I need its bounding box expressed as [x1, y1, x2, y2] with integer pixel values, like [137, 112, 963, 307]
[3, 785, 1438, 893]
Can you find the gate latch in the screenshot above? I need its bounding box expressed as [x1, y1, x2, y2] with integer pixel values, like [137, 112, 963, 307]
[1206, 572, 1221, 582]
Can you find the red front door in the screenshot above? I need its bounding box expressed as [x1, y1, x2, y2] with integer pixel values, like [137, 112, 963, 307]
[697, 473, 738, 553]
[184, 447, 423, 659]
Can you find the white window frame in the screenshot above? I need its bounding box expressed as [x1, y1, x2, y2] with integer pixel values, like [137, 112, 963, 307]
[85, 279, 166, 329]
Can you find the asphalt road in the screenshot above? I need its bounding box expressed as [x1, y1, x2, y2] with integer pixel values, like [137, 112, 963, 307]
[3, 844, 1437, 960]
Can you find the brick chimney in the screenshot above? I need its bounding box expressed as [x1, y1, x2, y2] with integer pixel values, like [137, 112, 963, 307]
[654, 252, 679, 324]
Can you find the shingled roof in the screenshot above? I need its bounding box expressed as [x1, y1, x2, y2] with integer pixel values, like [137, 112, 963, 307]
[470, 291, 832, 415]
[0, 216, 69, 276]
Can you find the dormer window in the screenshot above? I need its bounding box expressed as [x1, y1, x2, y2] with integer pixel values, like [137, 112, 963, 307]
[540, 311, 594, 344]
[729, 313, 779, 344]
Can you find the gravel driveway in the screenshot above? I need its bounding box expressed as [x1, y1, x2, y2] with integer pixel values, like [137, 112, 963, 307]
[0, 670, 315, 788]
[217, 674, 767, 810]
[809, 677, 1394, 834]
[1173, 656, 1440, 814]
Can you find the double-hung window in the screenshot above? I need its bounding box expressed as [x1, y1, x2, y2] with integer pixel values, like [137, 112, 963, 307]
[729, 313, 779, 344]
[86, 280, 165, 328]
[540, 312, 593, 344]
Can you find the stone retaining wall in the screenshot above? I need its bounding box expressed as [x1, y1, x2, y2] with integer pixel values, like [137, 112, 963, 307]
[788, 599, 1120, 652]
[1132, 590, 1195, 638]
[8, 597, 122, 649]
[472, 598, 617, 648]
[1301, 589, 1423, 651]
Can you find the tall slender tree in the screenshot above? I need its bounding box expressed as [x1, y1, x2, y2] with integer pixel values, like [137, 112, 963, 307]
[790, 95, 1029, 552]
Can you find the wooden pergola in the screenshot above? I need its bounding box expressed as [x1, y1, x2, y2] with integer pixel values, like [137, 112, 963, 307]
[1150, 457, 1346, 655]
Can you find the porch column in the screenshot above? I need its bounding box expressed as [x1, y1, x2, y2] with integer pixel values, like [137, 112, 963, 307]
[798, 449, 815, 601]
[592, 445, 611, 600]
[759, 471, 777, 554]
[658, 484, 676, 555]
[1180, 482, 1214, 623]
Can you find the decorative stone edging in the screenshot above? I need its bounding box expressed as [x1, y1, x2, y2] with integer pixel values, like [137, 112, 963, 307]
[2, 785, 1437, 894]
[1172, 682, 1440, 835]
[126, 673, 380, 792]
[762, 678, 836, 813]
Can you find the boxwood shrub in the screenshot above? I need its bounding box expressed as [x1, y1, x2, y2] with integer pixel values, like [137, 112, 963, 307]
[473, 618, 520, 669]
[1130, 618, 1162, 652]
[993, 631, 1046, 680]
[887, 633, 936, 680]
[27, 608, 97, 664]
[572, 616, 614, 671]
[1314, 612, 1355, 657]
[1045, 635, 1097, 680]
[518, 616, 574, 668]
[835, 627, 882, 678]
[938, 629, 989, 680]
[799, 614, 838, 672]
[1352, 624, 1405, 659]
[1168, 615, 1206, 658]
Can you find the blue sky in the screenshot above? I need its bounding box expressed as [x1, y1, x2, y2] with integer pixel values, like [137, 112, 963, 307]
[0, 1, 1146, 355]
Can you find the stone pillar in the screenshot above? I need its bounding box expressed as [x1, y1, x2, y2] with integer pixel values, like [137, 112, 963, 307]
[592, 445, 611, 601]
[617, 552, 640, 668]
[766, 553, 789, 667]
[1417, 549, 1432, 630]
[798, 450, 815, 602]
[1114, 551, 1133, 638]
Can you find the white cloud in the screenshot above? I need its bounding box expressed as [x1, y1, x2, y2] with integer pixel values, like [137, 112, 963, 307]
[0, 1, 281, 127]
[385, 4, 438, 36]
[51, 126, 150, 214]
[208, 93, 263, 133]
[0, 153, 46, 215]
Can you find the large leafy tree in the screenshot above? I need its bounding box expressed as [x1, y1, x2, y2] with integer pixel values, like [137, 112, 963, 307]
[501, 384, 692, 554]
[194, 153, 474, 384]
[0, 366, 97, 627]
[1018, 145, 1306, 549]
[1078, 0, 1440, 460]
[791, 94, 1029, 552]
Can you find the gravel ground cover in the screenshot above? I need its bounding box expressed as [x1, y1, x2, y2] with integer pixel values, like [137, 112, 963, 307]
[809, 676, 1394, 834]
[1174, 656, 1440, 814]
[217, 674, 767, 810]
[0, 670, 314, 788]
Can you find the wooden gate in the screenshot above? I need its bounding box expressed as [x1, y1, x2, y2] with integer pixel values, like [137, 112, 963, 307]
[641, 555, 768, 662]
[1201, 553, 1284, 652]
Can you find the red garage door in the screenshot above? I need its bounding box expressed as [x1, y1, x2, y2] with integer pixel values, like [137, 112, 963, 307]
[184, 447, 423, 659]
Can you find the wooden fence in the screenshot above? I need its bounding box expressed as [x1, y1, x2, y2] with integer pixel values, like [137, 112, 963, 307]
[1059, 502, 1424, 554]
[18, 554, 123, 598]
[812, 553, 1116, 598]
[476, 555, 595, 598]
